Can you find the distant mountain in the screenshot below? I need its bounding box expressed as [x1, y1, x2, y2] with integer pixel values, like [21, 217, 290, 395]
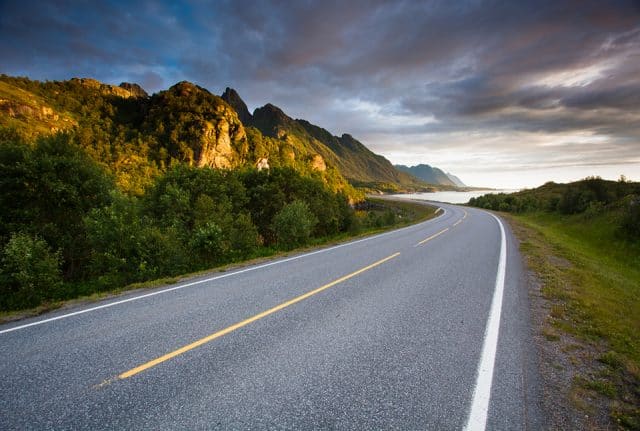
[446, 172, 466, 187]
[395, 164, 465, 187]
[224, 90, 428, 191]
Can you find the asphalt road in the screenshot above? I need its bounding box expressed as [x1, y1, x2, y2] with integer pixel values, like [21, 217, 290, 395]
[0, 202, 545, 430]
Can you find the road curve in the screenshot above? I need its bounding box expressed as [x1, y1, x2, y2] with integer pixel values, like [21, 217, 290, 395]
[0, 203, 545, 430]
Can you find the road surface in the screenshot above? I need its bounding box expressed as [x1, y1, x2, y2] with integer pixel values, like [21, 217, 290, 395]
[0, 203, 545, 430]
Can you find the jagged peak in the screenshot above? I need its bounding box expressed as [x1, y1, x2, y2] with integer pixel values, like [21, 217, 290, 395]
[222, 87, 241, 99]
[256, 103, 286, 114]
[253, 103, 291, 122]
[221, 87, 252, 124]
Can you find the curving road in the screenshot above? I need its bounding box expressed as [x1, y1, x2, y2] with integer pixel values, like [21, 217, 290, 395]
[0, 203, 545, 430]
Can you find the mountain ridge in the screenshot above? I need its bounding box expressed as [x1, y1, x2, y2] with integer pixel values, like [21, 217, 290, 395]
[0, 74, 460, 195]
[395, 164, 466, 187]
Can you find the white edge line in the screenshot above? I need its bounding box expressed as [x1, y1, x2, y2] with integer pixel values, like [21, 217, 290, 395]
[464, 212, 507, 431]
[0, 206, 447, 335]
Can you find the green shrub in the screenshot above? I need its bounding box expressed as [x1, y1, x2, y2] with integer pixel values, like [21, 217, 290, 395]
[228, 213, 261, 257]
[381, 209, 397, 226]
[272, 200, 318, 249]
[85, 193, 187, 286]
[190, 221, 226, 262]
[0, 233, 62, 309]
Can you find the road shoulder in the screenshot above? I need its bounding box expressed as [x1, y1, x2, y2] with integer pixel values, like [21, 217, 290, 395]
[504, 213, 637, 430]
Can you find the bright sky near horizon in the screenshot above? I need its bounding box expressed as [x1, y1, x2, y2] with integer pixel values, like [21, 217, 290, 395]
[1, 0, 639, 188]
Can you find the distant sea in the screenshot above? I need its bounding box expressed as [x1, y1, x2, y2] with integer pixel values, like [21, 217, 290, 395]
[389, 189, 518, 204]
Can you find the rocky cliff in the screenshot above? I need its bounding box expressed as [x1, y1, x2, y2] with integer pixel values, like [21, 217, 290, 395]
[144, 81, 248, 169]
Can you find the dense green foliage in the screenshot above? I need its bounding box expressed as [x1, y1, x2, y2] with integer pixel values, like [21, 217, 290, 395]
[272, 201, 318, 249]
[0, 131, 370, 310]
[0, 233, 62, 310]
[468, 177, 640, 239]
[0, 131, 114, 280]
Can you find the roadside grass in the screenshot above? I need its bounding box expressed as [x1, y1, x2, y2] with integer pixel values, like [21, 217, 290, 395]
[507, 211, 640, 429]
[0, 198, 437, 323]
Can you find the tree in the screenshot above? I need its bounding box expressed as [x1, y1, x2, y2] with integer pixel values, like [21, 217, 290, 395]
[0, 132, 114, 279]
[0, 233, 62, 310]
[272, 200, 318, 249]
[85, 192, 187, 286]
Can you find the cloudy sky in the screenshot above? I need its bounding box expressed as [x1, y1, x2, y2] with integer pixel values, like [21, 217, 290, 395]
[1, 0, 639, 188]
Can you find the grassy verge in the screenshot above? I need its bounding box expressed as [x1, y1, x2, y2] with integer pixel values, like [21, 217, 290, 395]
[506, 211, 640, 429]
[0, 198, 437, 323]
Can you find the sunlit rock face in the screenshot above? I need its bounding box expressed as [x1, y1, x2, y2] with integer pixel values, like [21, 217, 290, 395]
[118, 82, 149, 98]
[256, 157, 270, 171]
[144, 81, 249, 169]
[70, 78, 149, 98]
[310, 154, 326, 171]
[198, 111, 247, 169]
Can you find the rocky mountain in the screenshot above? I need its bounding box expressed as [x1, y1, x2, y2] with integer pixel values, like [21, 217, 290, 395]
[395, 164, 465, 187]
[0, 74, 441, 195]
[221, 87, 252, 125]
[221, 89, 427, 190]
[294, 120, 425, 189]
[144, 81, 249, 169]
[446, 172, 466, 187]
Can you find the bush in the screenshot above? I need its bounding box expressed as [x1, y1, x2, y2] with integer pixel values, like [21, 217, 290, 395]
[228, 213, 261, 258]
[190, 221, 226, 262]
[272, 200, 318, 249]
[85, 193, 187, 286]
[0, 233, 62, 309]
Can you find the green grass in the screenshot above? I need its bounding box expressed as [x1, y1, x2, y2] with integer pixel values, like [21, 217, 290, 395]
[515, 212, 640, 364]
[509, 210, 640, 428]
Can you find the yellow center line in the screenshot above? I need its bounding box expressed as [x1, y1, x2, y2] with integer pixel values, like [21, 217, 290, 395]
[117, 252, 401, 380]
[415, 228, 449, 247]
[453, 219, 462, 227]
[463, 210, 468, 219]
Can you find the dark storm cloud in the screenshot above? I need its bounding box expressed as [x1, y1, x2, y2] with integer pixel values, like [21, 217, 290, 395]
[1, 0, 639, 182]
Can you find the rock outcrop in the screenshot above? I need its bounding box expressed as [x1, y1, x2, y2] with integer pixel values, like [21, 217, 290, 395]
[256, 157, 269, 171]
[198, 108, 247, 169]
[145, 81, 248, 169]
[0, 99, 58, 120]
[119, 82, 148, 98]
[70, 78, 148, 98]
[221, 87, 252, 125]
[310, 154, 326, 171]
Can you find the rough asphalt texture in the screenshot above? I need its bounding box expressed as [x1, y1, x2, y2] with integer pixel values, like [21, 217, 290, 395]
[0, 203, 545, 430]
